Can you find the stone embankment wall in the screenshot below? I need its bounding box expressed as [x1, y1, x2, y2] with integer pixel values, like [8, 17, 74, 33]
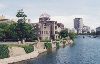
[9, 47, 26, 57]
[0, 40, 73, 64]
[34, 42, 47, 53]
[0, 42, 47, 64]
[0, 51, 39, 64]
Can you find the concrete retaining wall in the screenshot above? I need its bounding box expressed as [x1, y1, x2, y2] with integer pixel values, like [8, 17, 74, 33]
[9, 47, 26, 57]
[0, 51, 39, 64]
[0, 40, 73, 64]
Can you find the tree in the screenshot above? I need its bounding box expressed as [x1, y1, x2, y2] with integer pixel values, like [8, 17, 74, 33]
[16, 9, 28, 43]
[59, 28, 68, 38]
[0, 23, 10, 41]
[68, 32, 77, 41]
[16, 9, 38, 42]
[9, 23, 18, 40]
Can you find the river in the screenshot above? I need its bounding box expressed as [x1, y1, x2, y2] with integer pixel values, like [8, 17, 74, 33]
[13, 35, 100, 64]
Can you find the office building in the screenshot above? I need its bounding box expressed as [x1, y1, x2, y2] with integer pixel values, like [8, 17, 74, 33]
[74, 18, 83, 33]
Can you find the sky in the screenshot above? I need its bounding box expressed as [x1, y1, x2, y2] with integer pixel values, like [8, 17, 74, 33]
[0, 0, 100, 29]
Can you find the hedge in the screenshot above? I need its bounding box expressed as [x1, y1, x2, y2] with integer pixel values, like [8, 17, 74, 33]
[21, 44, 34, 53]
[44, 43, 52, 49]
[56, 42, 60, 49]
[0, 45, 9, 59]
[8, 44, 34, 53]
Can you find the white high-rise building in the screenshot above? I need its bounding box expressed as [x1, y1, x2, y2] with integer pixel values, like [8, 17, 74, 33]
[74, 18, 83, 33]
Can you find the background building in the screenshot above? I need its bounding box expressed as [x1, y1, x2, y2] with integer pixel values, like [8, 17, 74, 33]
[0, 15, 5, 20]
[96, 27, 100, 35]
[0, 15, 15, 24]
[74, 18, 83, 34]
[82, 26, 90, 33]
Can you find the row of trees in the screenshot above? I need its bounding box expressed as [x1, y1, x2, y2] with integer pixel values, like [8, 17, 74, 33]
[0, 23, 37, 42]
[0, 10, 37, 42]
[59, 28, 77, 40]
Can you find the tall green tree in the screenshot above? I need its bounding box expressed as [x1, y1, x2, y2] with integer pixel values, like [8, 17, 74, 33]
[59, 28, 68, 38]
[16, 9, 28, 43]
[68, 32, 77, 40]
[16, 9, 38, 42]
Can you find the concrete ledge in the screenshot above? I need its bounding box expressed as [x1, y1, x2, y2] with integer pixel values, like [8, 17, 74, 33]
[0, 51, 39, 64]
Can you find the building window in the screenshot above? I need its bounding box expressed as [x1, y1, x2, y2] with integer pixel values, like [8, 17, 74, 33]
[55, 26, 57, 29]
[46, 31, 48, 34]
[42, 31, 43, 34]
[44, 23, 46, 26]
[56, 36, 58, 39]
[55, 22, 57, 24]
[44, 31, 45, 34]
[55, 31, 58, 34]
[44, 27, 46, 28]
[51, 31, 53, 34]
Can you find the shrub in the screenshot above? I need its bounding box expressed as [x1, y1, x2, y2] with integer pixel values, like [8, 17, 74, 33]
[0, 45, 9, 59]
[69, 32, 77, 41]
[8, 44, 34, 53]
[22, 44, 34, 53]
[44, 43, 52, 49]
[56, 42, 60, 49]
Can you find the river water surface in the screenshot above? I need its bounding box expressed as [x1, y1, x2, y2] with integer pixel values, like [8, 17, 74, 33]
[13, 36, 100, 64]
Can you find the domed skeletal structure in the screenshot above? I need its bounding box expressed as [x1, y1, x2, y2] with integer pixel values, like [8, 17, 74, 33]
[40, 13, 50, 18]
[39, 13, 50, 22]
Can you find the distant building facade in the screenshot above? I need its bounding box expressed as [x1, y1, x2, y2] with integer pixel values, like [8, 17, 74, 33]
[0, 15, 15, 24]
[0, 19, 15, 24]
[82, 26, 90, 33]
[74, 18, 83, 34]
[31, 13, 64, 40]
[96, 27, 100, 35]
[0, 15, 5, 20]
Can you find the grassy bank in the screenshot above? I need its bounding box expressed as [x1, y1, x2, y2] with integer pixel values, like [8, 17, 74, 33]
[0, 44, 34, 59]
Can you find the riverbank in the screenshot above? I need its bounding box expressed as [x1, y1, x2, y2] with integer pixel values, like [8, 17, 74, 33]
[13, 36, 100, 64]
[0, 39, 73, 64]
[0, 51, 39, 64]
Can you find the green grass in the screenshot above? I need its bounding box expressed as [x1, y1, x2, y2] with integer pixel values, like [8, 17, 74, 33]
[0, 45, 9, 59]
